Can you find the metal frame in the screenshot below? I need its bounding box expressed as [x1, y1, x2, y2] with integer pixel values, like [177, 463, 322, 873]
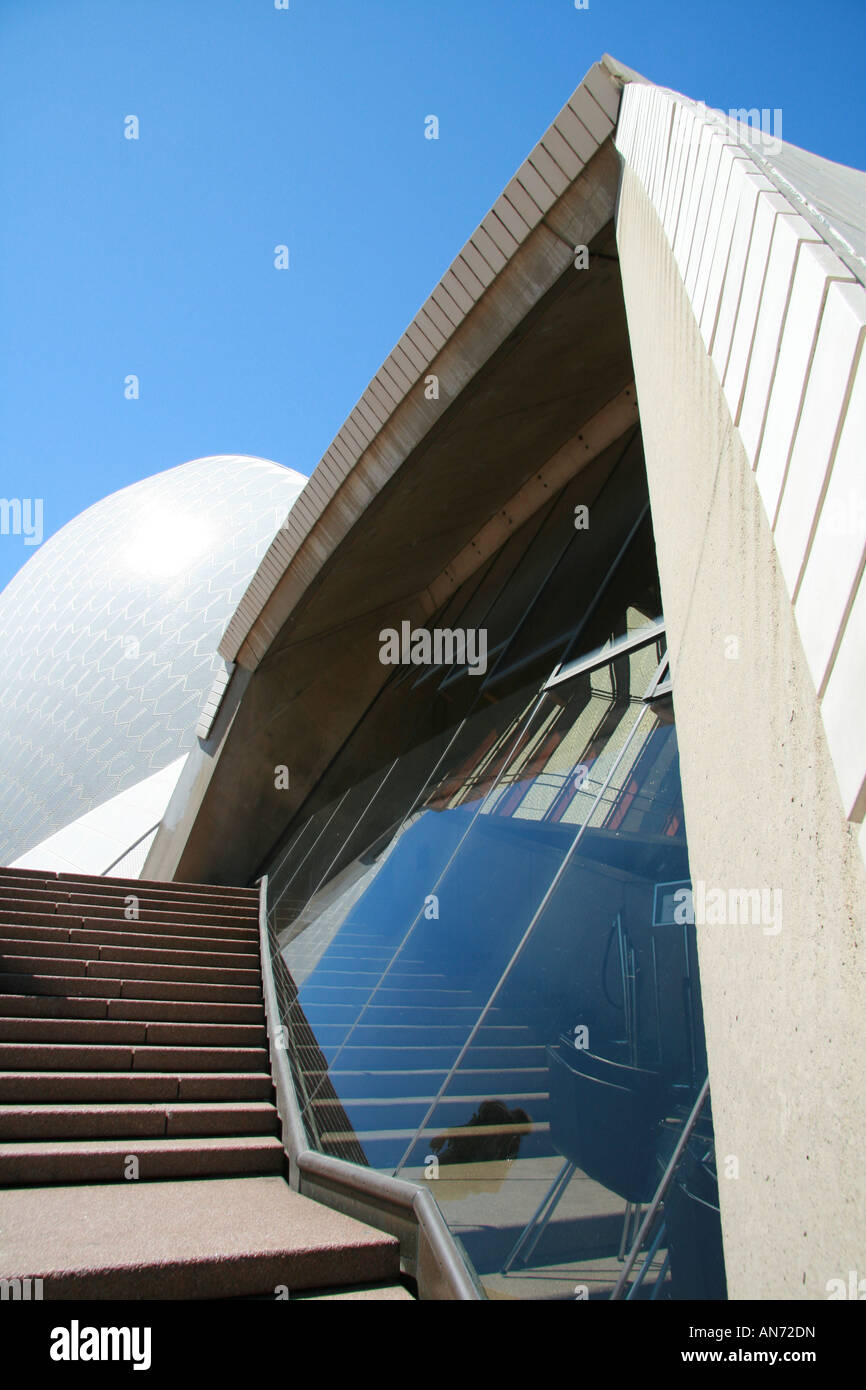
[544, 619, 666, 693]
[256, 874, 483, 1301]
[609, 1076, 711, 1300]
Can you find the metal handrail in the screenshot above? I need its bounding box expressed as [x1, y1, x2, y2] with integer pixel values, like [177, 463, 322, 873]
[255, 874, 482, 1301]
[609, 1076, 711, 1300]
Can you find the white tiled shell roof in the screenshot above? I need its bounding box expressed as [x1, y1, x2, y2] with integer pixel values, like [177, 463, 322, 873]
[0, 454, 305, 863]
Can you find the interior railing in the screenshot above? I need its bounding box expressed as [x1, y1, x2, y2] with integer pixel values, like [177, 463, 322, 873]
[255, 873, 483, 1301]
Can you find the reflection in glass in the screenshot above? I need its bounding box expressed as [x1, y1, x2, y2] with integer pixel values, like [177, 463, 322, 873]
[264, 446, 726, 1300]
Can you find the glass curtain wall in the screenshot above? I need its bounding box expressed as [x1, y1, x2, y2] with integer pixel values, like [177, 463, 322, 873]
[263, 433, 726, 1300]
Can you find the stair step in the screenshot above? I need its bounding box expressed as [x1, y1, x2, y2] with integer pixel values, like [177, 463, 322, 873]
[294, 1281, 414, 1301]
[0, 972, 262, 1003]
[67, 886, 256, 908]
[0, 887, 258, 922]
[0, 923, 259, 956]
[107, 997, 264, 1024]
[0, 993, 106, 1020]
[0, 909, 81, 929]
[0, 992, 263, 1024]
[0, 1135, 284, 1183]
[96, 958, 260, 985]
[0, 887, 256, 914]
[101, 944, 259, 970]
[0, 912, 258, 944]
[0, 865, 257, 900]
[0, 938, 257, 970]
[0, 1175, 400, 1297]
[0, 923, 68, 945]
[75, 912, 258, 936]
[0, 1016, 266, 1046]
[0, 899, 258, 929]
[0, 1017, 146, 1044]
[0, 1042, 270, 1072]
[0, 954, 260, 986]
[0, 1101, 279, 1140]
[63, 902, 258, 929]
[0, 1072, 274, 1103]
[0, 886, 72, 906]
[71, 928, 259, 955]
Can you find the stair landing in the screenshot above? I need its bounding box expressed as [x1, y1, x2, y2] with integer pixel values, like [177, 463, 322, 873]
[0, 1175, 400, 1300]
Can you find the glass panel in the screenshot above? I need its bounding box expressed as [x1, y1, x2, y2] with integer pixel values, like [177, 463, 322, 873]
[277, 679, 549, 1090]
[394, 704, 719, 1299]
[262, 443, 726, 1301]
[279, 644, 656, 1166]
[487, 435, 654, 692]
[268, 800, 348, 936]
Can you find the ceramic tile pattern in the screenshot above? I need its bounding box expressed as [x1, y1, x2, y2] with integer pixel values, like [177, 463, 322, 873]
[0, 455, 305, 863]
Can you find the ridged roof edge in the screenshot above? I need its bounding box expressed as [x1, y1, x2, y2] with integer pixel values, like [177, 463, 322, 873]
[218, 57, 626, 669]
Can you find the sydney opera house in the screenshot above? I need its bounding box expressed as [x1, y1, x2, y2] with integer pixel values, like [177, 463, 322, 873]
[0, 56, 864, 1302]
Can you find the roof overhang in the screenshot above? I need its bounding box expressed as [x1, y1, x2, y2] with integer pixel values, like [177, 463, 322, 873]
[220, 57, 631, 674]
[144, 56, 647, 885]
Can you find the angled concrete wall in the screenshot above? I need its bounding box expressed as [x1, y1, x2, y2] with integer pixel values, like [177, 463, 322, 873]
[615, 80, 866, 839]
[616, 155, 866, 1299]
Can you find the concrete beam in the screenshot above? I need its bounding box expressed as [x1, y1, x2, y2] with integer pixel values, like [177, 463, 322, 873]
[421, 384, 638, 614]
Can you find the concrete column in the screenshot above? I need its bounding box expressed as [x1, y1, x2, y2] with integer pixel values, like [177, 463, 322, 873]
[616, 162, 866, 1299]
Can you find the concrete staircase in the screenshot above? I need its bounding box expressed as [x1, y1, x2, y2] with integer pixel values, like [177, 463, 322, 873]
[0, 866, 411, 1299]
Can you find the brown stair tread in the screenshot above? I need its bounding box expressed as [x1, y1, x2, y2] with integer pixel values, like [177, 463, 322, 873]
[0, 992, 263, 1023]
[0, 922, 259, 949]
[0, 1016, 266, 1044]
[0, 1042, 269, 1070]
[0, 1071, 275, 1101]
[0, 907, 258, 934]
[0, 1134, 285, 1183]
[0, 865, 258, 897]
[294, 1281, 415, 1301]
[0, 972, 262, 1002]
[0, 938, 259, 968]
[0, 1175, 400, 1299]
[0, 1100, 279, 1139]
[0, 890, 253, 912]
[0, 954, 260, 985]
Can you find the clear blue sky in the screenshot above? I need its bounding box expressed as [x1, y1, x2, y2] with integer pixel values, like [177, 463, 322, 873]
[1, 0, 864, 592]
